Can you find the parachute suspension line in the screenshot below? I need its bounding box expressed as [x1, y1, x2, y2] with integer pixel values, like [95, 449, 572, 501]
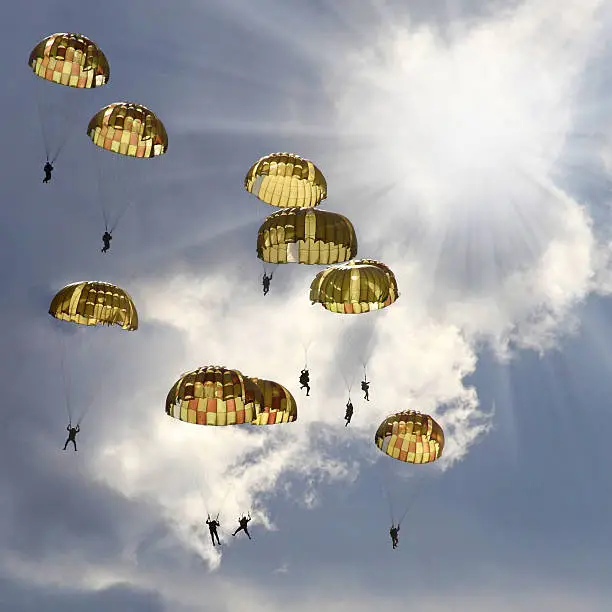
[215, 484, 233, 520]
[340, 364, 355, 397]
[48, 97, 82, 163]
[108, 198, 136, 234]
[194, 470, 211, 519]
[396, 484, 426, 528]
[72, 338, 107, 427]
[35, 95, 51, 162]
[301, 340, 312, 369]
[34, 85, 81, 164]
[262, 262, 278, 277]
[381, 480, 395, 527]
[59, 334, 72, 424]
[49, 125, 74, 164]
[92, 148, 110, 232]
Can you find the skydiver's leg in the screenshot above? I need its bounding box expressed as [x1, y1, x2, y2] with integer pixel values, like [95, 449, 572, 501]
[72, 439, 77, 451]
[214, 532, 221, 545]
[232, 527, 241, 536]
[244, 527, 251, 540]
[306, 384, 310, 396]
[63, 438, 69, 450]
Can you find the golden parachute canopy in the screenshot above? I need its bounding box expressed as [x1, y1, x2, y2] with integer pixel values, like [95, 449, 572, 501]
[49, 281, 138, 331]
[165, 366, 263, 426]
[375, 411, 444, 464]
[257, 207, 357, 265]
[250, 378, 297, 425]
[310, 259, 399, 314]
[87, 102, 168, 158]
[244, 152, 327, 208]
[29, 32, 110, 88]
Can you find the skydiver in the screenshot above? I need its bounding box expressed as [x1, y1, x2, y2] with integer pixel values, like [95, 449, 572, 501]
[101, 231, 112, 253]
[390, 524, 400, 549]
[262, 272, 272, 296]
[299, 368, 310, 396]
[206, 515, 221, 546]
[62, 423, 80, 451]
[344, 399, 354, 426]
[361, 380, 370, 401]
[232, 513, 252, 539]
[42, 161, 54, 183]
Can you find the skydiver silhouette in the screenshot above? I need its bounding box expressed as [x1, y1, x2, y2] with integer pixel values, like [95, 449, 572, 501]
[206, 515, 221, 546]
[42, 161, 54, 183]
[232, 514, 252, 539]
[262, 272, 272, 296]
[101, 231, 112, 253]
[63, 423, 80, 451]
[299, 368, 310, 396]
[344, 399, 354, 426]
[390, 524, 399, 549]
[361, 380, 370, 401]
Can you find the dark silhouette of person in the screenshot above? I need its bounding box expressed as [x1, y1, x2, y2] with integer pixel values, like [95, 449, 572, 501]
[232, 514, 252, 539]
[63, 423, 80, 451]
[361, 380, 370, 401]
[101, 231, 112, 253]
[299, 369, 310, 396]
[390, 524, 400, 549]
[42, 161, 54, 183]
[262, 272, 272, 296]
[206, 516, 221, 546]
[344, 400, 354, 426]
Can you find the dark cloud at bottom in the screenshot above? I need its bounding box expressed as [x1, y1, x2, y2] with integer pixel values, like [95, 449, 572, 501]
[0, 578, 166, 612]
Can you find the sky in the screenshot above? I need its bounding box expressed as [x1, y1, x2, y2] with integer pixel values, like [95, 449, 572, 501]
[1, 0, 612, 610]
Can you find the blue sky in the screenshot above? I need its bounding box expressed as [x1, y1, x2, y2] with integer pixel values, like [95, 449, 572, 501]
[2, 0, 612, 610]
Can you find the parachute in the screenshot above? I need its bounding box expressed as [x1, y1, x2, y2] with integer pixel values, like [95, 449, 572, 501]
[244, 152, 327, 208]
[165, 366, 263, 426]
[29, 32, 109, 88]
[375, 411, 444, 464]
[49, 281, 138, 331]
[310, 259, 399, 314]
[250, 378, 298, 425]
[86, 102, 168, 235]
[87, 102, 168, 158]
[257, 207, 358, 265]
[29, 33, 109, 164]
[374, 410, 444, 528]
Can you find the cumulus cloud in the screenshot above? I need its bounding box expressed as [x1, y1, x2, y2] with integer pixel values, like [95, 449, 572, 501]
[8, 1, 612, 602]
[53, 0, 612, 573]
[85, 265, 485, 569]
[323, 0, 612, 354]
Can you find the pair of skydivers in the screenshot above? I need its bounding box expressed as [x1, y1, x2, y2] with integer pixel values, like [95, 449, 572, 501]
[206, 513, 252, 546]
[343, 381, 370, 426]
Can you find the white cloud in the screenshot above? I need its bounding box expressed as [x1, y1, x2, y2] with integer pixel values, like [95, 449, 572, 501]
[81, 262, 487, 569]
[323, 0, 612, 356]
[33, 0, 612, 580]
